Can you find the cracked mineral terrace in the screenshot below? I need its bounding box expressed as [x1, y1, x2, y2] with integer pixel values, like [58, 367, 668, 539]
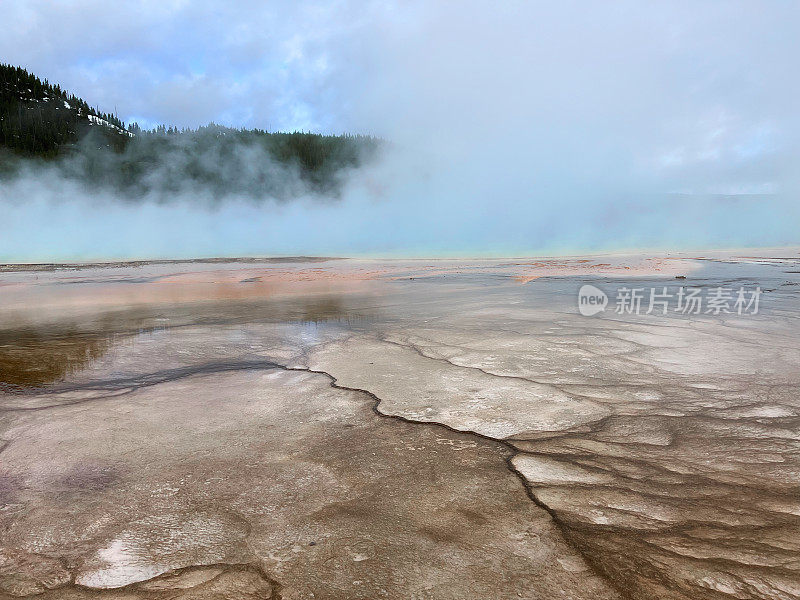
[0, 253, 798, 599]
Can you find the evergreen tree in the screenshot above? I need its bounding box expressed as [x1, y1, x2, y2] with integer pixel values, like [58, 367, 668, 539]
[1, 63, 382, 199]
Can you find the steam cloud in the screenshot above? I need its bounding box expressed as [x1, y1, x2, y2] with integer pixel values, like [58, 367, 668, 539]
[1, 1, 798, 260]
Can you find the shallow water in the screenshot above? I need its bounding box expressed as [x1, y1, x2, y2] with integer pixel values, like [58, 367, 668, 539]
[1, 254, 799, 599]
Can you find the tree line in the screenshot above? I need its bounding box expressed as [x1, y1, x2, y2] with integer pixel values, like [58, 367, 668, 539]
[0, 63, 382, 199]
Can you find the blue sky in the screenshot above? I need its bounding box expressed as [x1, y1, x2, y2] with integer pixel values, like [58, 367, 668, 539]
[1, 1, 799, 259]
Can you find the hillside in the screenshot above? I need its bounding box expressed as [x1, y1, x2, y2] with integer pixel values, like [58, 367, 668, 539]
[0, 64, 127, 155]
[0, 64, 381, 199]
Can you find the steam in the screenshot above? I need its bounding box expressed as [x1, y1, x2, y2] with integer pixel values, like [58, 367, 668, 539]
[1, 0, 799, 260]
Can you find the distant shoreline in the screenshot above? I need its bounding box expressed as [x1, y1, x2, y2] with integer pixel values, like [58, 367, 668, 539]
[0, 256, 343, 272]
[2, 247, 798, 273]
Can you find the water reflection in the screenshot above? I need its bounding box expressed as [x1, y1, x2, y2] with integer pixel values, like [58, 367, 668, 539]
[0, 326, 116, 387]
[0, 294, 378, 388]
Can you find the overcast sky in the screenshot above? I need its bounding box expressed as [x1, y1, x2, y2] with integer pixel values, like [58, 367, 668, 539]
[2, 1, 799, 258]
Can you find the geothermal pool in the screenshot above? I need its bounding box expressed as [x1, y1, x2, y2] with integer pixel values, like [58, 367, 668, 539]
[0, 253, 798, 599]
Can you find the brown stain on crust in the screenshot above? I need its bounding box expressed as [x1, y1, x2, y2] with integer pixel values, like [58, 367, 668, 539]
[0, 362, 618, 600]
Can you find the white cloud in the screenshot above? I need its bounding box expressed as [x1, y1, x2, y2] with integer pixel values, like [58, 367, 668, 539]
[1, 0, 799, 256]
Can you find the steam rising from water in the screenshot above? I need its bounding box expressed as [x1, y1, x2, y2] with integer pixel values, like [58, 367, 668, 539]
[1, 1, 799, 259]
[1, 149, 797, 261]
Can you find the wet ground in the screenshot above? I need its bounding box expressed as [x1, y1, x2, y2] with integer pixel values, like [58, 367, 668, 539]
[0, 253, 798, 599]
